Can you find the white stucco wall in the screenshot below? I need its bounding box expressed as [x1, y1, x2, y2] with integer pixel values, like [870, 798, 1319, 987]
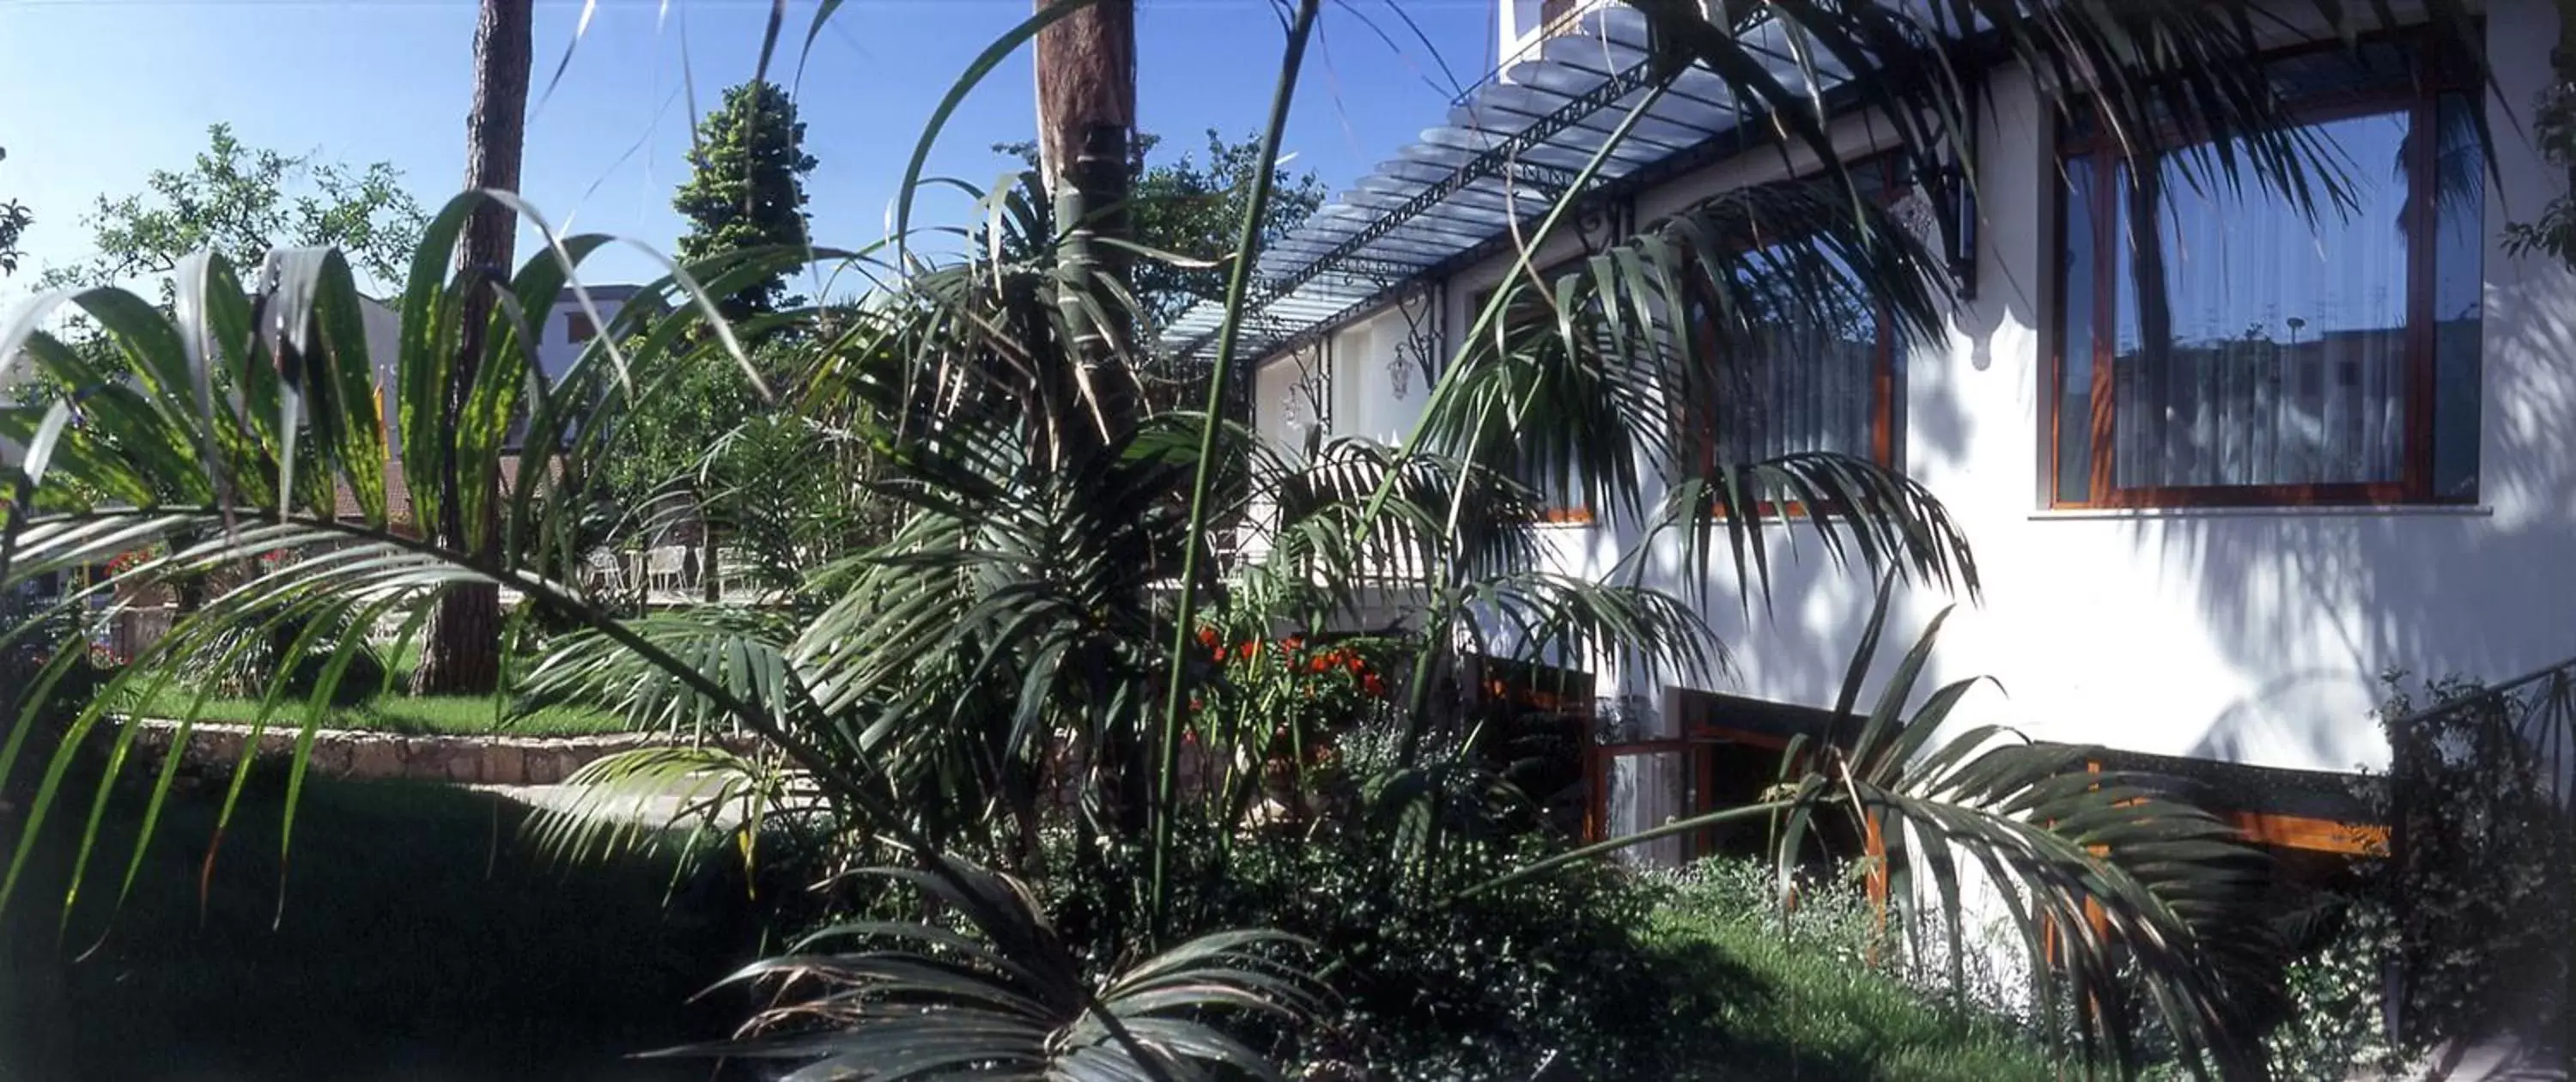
[535, 290, 634, 384]
[1252, 1, 2576, 778]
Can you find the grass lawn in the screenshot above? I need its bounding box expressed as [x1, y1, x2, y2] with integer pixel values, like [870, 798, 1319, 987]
[116, 640, 631, 736]
[124, 684, 635, 737]
[1643, 891, 2057, 1082]
[0, 772, 768, 1081]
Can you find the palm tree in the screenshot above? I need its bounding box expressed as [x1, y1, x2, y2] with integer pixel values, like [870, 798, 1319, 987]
[0, 0, 2494, 1075]
[412, 0, 532, 696]
[1035, 0, 1142, 455]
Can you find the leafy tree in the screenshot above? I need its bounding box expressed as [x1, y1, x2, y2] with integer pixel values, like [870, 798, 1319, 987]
[672, 81, 817, 323]
[38, 124, 423, 290]
[0, 146, 28, 277]
[996, 129, 1326, 331]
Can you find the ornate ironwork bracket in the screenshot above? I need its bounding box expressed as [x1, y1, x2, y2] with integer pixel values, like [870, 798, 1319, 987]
[1285, 342, 1329, 448]
[1388, 280, 1444, 400]
[1572, 193, 1634, 258]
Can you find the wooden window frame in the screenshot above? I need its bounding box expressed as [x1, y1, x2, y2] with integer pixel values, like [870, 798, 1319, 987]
[1690, 155, 1908, 518]
[2046, 36, 2480, 510]
[1472, 256, 1604, 525]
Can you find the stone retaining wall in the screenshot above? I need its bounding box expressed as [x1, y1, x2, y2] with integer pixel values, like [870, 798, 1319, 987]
[120, 718, 757, 786]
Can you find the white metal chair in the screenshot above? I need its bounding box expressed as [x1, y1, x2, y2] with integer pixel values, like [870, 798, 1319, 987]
[645, 547, 688, 597]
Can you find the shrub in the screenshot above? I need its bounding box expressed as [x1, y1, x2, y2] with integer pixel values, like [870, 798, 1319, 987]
[2377, 672, 2573, 1042]
[173, 611, 389, 708]
[1201, 829, 1668, 1080]
[2259, 893, 2403, 1079]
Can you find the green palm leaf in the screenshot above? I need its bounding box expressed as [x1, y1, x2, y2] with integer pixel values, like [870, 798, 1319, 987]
[653, 855, 1322, 1082]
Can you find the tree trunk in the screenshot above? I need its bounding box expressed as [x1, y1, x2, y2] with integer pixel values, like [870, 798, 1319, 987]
[1034, 0, 1140, 461]
[412, 0, 531, 696]
[701, 526, 721, 602]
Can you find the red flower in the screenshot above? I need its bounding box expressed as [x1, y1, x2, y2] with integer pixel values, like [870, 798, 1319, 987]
[1236, 641, 1259, 660]
[1345, 654, 1367, 674]
[1361, 673, 1388, 698]
[1309, 653, 1334, 674]
[1283, 635, 1305, 652]
[1196, 626, 1220, 648]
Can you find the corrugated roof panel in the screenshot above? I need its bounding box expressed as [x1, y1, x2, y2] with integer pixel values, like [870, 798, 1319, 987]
[1161, 4, 1884, 363]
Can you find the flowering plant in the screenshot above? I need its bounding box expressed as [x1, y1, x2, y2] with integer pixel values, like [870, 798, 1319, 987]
[1186, 625, 1394, 811]
[103, 542, 167, 578]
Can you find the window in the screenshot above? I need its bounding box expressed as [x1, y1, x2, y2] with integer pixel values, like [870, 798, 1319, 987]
[2051, 40, 2483, 508]
[1688, 252, 1899, 475]
[1473, 260, 1602, 523]
[1688, 156, 1906, 497]
[565, 310, 598, 344]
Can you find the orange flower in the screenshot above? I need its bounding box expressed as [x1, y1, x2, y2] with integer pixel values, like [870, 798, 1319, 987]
[1309, 653, 1334, 674]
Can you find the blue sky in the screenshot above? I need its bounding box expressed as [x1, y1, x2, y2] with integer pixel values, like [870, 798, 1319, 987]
[0, 0, 1501, 301]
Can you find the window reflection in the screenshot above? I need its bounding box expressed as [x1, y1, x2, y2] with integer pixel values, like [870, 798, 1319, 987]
[2053, 41, 2484, 507]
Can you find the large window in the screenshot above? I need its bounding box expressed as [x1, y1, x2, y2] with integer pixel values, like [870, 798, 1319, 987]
[1688, 250, 1897, 473]
[2051, 40, 2483, 508]
[1690, 156, 1905, 488]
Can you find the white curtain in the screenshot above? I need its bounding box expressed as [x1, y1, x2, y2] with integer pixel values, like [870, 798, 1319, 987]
[2111, 111, 2415, 489]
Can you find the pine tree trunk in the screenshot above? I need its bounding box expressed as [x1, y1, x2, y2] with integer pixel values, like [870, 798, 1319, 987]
[412, 0, 531, 696]
[1035, 0, 1140, 463]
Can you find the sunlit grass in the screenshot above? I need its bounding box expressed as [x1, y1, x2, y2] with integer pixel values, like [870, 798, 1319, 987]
[1642, 866, 2057, 1082]
[119, 685, 634, 737]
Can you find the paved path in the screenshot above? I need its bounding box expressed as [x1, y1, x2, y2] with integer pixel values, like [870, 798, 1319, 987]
[473, 782, 754, 831]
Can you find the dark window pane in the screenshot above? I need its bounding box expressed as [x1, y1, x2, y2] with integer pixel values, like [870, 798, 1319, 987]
[1707, 246, 1879, 467]
[2056, 155, 2099, 503]
[2109, 109, 2415, 489]
[2431, 93, 2484, 500]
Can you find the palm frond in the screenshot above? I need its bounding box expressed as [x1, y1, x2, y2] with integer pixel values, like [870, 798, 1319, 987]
[651, 855, 1324, 1081]
[519, 745, 799, 876]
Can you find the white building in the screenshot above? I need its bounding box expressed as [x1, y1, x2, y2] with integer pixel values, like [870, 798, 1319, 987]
[357, 281, 650, 456]
[1183, 0, 2576, 863]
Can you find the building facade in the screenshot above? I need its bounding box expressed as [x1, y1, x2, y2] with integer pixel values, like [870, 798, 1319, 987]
[1190, 0, 2576, 862]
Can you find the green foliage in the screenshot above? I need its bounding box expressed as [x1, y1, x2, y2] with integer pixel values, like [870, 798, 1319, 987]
[1509, 581, 2285, 1075]
[995, 129, 1326, 331]
[672, 80, 817, 322]
[2503, 28, 2576, 266]
[166, 597, 389, 707]
[0, 144, 28, 277]
[1149, 828, 1665, 1080]
[659, 855, 1327, 1080]
[2376, 672, 2573, 1042]
[118, 686, 628, 737]
[594, 336, 893, 596]
[1644, 860, 2058, 1082]
[38, 124, 425, 289]
[2257, 894, 2403, 1080]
